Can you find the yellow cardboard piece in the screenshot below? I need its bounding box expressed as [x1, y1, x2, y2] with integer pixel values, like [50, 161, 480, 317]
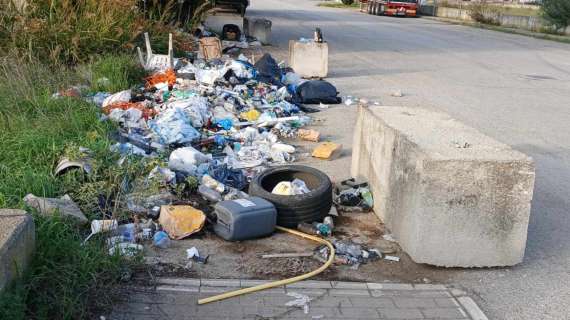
[312, 142, 341, 159]
[159, 205, 206, 240]
[297, 129, 320, 142]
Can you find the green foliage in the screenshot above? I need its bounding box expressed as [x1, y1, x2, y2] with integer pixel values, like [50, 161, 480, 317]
[89, 54, 147, 93]
[0, 0, 147, 65]
[541, 0, 570, 30]
[0, 215, 132, 319]
[0, 55, 144, 319]
[468, 1, 501, 25]
[318, 1, 359, 8]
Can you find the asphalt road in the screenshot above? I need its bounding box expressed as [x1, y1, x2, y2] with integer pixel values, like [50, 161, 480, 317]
[248, 1, 570, 319]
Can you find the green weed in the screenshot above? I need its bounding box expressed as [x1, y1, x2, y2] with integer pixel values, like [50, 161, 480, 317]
[0, 55, 145, 319]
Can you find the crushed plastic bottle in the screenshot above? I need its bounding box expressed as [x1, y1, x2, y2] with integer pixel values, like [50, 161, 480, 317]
[198, 184, 223, 202]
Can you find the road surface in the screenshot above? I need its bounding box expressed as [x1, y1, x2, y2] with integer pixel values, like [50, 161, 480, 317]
[248, 1, 570, 319]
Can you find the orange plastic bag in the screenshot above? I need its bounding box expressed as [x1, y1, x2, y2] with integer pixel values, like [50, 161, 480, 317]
[145, 69, 176, 89]
[158, 205, 206, 240]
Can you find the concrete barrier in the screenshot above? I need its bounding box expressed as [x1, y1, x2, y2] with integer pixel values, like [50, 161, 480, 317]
[0, 209, 35, 292]
[289, 40, 329, 79]
[203, 11, 244, 35]
[244, 17, 272, 45]
[351, 106, 535, 267]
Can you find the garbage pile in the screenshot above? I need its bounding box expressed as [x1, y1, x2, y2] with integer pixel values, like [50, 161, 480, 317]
[58, 30, 349, 257]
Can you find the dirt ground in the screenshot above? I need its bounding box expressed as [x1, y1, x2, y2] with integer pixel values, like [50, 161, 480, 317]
[142, 208, 457, 284]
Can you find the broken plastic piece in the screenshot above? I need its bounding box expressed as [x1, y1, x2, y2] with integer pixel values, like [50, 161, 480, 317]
[23, 194, 88, 224]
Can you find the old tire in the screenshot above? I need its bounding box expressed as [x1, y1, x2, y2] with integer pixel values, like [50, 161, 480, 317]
[249, 165, 332, 228]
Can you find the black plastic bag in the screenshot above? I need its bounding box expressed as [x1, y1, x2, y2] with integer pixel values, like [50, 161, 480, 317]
[294, 80, 342, 104]
[254, 53, 282, 85]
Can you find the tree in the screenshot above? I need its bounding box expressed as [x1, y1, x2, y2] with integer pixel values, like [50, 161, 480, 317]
[541, 0, 570, 31]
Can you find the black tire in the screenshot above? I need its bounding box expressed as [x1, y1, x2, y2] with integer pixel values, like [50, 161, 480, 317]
[249, 165, 333, 228]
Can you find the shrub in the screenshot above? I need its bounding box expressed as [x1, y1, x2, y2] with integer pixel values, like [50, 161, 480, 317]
[541, 0, 570, 31]
[342, 0, 355, 5]
[468, 1, 501, 25]
[0, 0, 145, 65]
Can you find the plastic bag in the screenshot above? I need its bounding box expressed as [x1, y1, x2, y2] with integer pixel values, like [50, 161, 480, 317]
[208, 164, 247, 190]
[149, 107, 200, 144]
[254, 53, 282, 85]
[294, 80, 342, 104]
[169, 146, 212, 174]
[102, 90, 131, 108]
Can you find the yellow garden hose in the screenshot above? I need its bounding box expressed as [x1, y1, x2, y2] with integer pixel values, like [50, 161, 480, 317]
[198, 226, 335, 305]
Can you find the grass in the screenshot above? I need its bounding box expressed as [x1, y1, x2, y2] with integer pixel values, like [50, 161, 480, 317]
[318, 1, 360, 9]
[0, 53, 148, 319]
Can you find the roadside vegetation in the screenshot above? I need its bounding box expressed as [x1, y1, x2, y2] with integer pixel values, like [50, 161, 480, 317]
[318, 0, 359, 9]
[0, 0, 203, 318]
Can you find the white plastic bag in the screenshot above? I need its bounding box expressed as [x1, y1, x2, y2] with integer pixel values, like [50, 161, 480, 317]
[102, 90, 131, 108]
[168, 146, 212, 174]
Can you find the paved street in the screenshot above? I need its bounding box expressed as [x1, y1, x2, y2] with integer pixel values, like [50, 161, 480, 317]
[246, 1, 570, 320]
[110, 278, 486, 319]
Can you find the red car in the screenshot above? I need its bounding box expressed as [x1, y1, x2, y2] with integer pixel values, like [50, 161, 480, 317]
[366, 0, 419, 17]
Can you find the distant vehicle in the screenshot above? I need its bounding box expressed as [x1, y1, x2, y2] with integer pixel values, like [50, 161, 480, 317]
[367, 0, 419, 17]
[212, 0, 250, 16]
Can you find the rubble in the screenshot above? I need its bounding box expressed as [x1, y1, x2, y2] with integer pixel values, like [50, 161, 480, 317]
[23, 194, 88, 224]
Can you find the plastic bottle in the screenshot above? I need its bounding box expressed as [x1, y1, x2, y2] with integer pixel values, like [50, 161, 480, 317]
[359, 188, 374, 208]
[198, 184, 223, 202]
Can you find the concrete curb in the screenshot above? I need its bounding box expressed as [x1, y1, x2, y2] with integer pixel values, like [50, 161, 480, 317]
[0, 209, 35, 292]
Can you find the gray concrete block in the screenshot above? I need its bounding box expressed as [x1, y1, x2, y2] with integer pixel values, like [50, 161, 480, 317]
[289, 40, 328, 78]
[0, 209, 35, 292]
[286, 280, 332, 289]
[351, 106, 535, 267]
[244, 17, 272, 44]
[457, 296, 489, 320]
[367, 283, 414, 290]
[157, 277, 200, 287]
[331, 281, 368, 289]
[201, 279, 240, 287]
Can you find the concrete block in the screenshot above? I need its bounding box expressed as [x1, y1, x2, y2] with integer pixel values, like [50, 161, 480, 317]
[351, 106, 535, 267]
[289, 40, 328, 78]
[0, 209, 35, 292]
[244, 17, 272, 44]
[203, 11, 244, 35]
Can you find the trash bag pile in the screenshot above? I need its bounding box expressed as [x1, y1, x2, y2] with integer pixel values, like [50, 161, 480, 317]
[96, 52, 329, 208]
[64, 40, 343, 256]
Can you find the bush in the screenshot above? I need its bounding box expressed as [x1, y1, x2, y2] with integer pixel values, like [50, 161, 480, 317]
[0, 0, 151, 65]
[541, 0, 570, 31]
[468, 1, 501, 25]
[0, 0, 145, 65]
[0, 54, 145, 319]
[342, 0, 355, 5]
